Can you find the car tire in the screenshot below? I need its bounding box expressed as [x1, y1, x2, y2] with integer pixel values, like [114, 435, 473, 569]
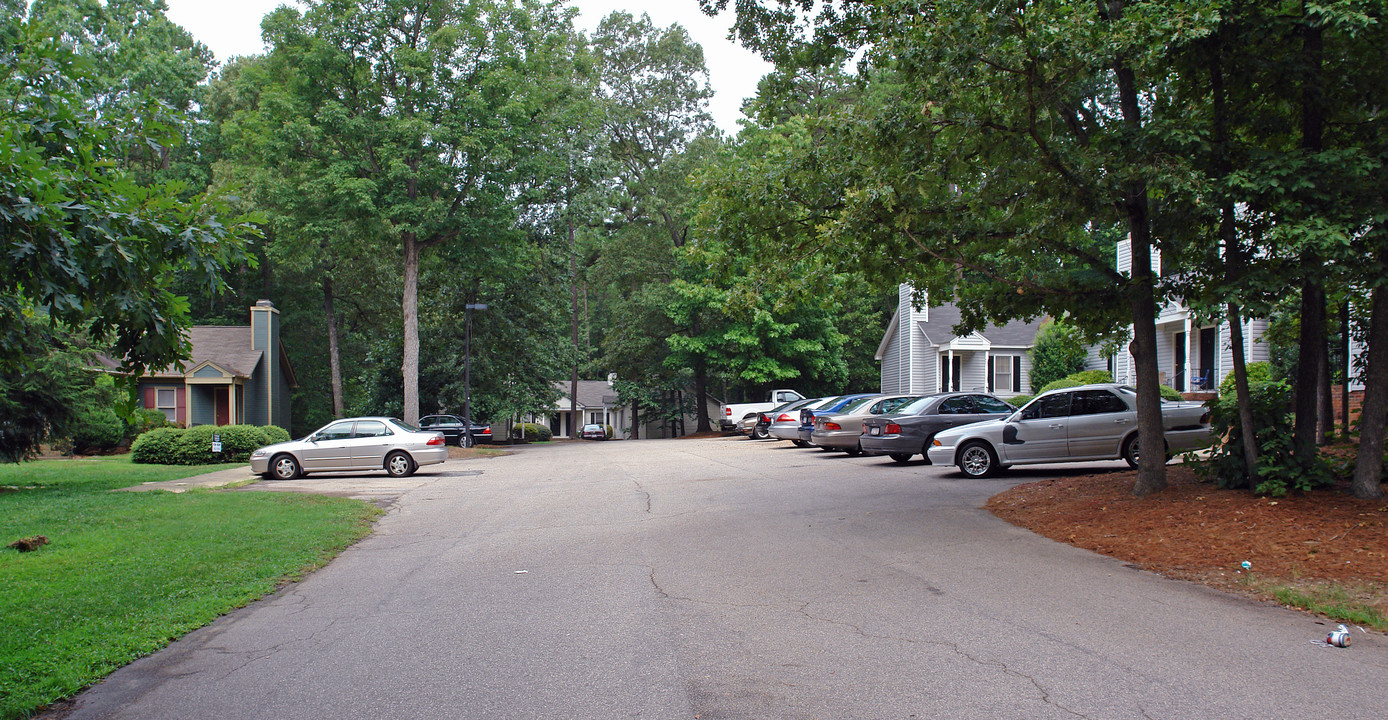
[462, 432, 475, 449]
[888, 453, 913, 463]
[957, 441, 999, 478]
[845, 444, 863, 456]
[385, 451, 416, 478]
[751, 425, 769, 440]
[270, 454, 300, 480]
[792, 439, 808, 447]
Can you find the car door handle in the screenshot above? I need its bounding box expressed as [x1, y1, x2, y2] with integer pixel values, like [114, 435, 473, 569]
[1048, 424, 1063, 429]
[1114, 419, 1130, 424]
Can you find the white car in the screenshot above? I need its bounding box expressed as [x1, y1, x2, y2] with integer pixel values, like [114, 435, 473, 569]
[926, 384, 1213, 478]
[250, 417, 449, 480]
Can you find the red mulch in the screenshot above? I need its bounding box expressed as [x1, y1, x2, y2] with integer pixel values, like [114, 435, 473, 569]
[986, 464, 1388, 615]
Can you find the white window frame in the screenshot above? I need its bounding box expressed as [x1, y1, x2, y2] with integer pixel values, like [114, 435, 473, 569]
[155, 388, 178, 421]
[993, 354, 1014, 394]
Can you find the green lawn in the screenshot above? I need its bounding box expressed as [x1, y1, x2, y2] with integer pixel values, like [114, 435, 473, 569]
[0, 456, 382, 719]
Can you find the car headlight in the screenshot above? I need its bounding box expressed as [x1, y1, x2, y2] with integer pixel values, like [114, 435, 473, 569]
[251, 449, 266, 458]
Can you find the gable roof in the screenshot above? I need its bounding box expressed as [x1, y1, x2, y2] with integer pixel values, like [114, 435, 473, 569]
[139, 326, 264, 379]
[552, 380, 618, 410]
[915, 303, 1046, 349]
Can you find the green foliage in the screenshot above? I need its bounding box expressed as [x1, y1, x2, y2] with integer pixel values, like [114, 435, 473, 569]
[1218, 362, 1274, 397]
[1030, 319, 1089, 392]
[130, 426, 283, 465]
[511, 423, 552, 442]
[1159, 385, 1185, 402]
[129, 428, 183, 465]
[1195, 380, 1333, 496]
[69, 407, 125, 452]
[0, 318, 89, 462]
[127, 408, 173, 440]
[1037, 371, 1114, 395]
[0, 456, 379, 718]
[1008, 395, 1034, 408]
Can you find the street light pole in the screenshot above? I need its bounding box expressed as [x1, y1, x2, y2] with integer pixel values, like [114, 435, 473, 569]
[464, 302, 488, 447]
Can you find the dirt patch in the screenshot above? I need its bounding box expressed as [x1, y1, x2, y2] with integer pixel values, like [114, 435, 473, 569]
[446, 445, 513, 460]
[986, 464, 1388, 619]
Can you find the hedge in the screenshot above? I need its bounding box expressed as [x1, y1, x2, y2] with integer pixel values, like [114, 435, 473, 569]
[130, 424, 287, 465]
[511, 422, 552, 442]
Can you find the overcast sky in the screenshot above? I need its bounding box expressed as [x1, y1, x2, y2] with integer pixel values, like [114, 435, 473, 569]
[162, 0, 771, 134]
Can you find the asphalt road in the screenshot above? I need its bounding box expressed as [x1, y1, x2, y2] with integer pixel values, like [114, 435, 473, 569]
[53, 437, 1386, 719]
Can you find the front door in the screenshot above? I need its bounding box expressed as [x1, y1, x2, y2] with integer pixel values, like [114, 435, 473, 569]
[998, 392, 1071, 463]
[214, 387, 230, 426]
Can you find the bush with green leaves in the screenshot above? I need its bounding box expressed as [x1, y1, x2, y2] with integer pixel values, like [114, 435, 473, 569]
[130, 427, 183, 464]
[1037, 370, 1114, 394]
[1217, 361, 1273, 397]
[126, 408, 172, 440]
[1194, 378, 1333, 496]
[131, 425, 287, 465]
[511, 422, 552, 442]
[1029, 319, 1089, 391]
[70, 407, 126, 452]
[1008, 394, 1034, 408]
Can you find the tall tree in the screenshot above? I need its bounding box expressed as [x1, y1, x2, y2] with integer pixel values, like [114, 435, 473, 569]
[257, 0, 577, 424]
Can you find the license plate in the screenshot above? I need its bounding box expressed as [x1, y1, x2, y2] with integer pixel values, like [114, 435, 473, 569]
[870, 427, 881, 436]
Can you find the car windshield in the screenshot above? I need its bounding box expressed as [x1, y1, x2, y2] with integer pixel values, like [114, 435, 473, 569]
[804, 397, 837, 410]
[387, 418, 418, 433]
[840, 396, 878, 414]
[897, 395, 939, 415]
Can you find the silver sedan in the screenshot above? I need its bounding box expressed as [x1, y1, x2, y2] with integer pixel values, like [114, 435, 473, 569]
[809, 394, 921, 455]
[860, 392, 1016, 463]
[926, 384, 1213, 477]
[250, 417, 449, 480]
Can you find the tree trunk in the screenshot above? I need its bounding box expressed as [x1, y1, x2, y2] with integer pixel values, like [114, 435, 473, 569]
[631, 399, 640, 440]
[323, 275, 344, 419]
[1340, 299, 1351, 441]
[402, 232, 420, 425]
[1351, 285, 1388, 500]
[1226, 307, 1259, 486]
[1112, 43, 1166, 497]
[569, 215, 579, 438]
[1294, 280, 1326, 463]
[1318, 331, 1333, 445]
[693, 363, 711, 433]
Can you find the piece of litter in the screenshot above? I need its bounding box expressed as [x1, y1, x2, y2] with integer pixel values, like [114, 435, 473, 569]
[1240, 560, 1251, 570]
[514, 570, 528, 574]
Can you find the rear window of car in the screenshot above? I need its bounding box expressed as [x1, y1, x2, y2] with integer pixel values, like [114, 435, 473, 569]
[387, 418, 419, 433]
[840, 396, 878, 414]
[896, 395, 938, 415]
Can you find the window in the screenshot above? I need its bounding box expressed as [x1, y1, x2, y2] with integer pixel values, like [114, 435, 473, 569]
[973, 396, 1015, 414]
[993, 355, 1012, 394]
[1070, 390, 1128, 416]
[873, 396, 919, 414]
[155, 388, 177, 422]
[589, 412, 604, 425]
[355, 420, 389, 437]
[938, 396, 976, 415]
[1021, 392, 1071, 420]
[316, 422, 354, 441]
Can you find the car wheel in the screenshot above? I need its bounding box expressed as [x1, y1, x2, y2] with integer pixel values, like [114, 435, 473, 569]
[270, 454, 300, 480]
[385, 451, 415, 478]
[888, 453, 913, 463]
[462, 432, 475, 448]
[957, 441, 999, 478]
[751, 425, 769, 440]
[792, 439, 808, 447]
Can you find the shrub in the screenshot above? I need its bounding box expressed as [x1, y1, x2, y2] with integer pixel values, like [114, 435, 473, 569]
[1159, 384, 1185, 401]
[69, 407, 125, 452]
[262, 425, 291, 444]
[1037, 370, 1113, 395]
[511, 422, 552, 442]
[1030, 319, 1090, 391]
[1008, 394, 1034, 409]
[1193, 379, 1333, 495]
[126, 408, 172, 440]
[1217, 361, 1274, 397]
[130, 427, 183, 464]
[604, 424, 615, 439]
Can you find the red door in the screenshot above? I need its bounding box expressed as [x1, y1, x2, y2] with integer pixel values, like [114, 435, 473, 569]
[215, 387, 230, 426]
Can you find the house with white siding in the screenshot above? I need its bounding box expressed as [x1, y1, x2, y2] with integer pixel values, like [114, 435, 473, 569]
[1082, 239, 1273, 394]
[876, 284, 1045, 399]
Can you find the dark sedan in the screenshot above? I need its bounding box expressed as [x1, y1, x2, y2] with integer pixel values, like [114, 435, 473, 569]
[860, 392, 1016, 462]
[418, 414, 492, 447]
[750, 397, 820, 440]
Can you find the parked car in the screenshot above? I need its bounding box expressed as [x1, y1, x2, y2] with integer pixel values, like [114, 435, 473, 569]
[925, 384, 1214, 478]
[580, 423, 608, 440]
[769, 397, 834, 443]
[250, 417, 449, 480]
[810, 395, 922, 455]
[721, 388, 805, 432]
[418, 414, 492, 446]
[796, 393, 880, 446]
[860, 392, 1017, 463]
[748, 397, 820, 439]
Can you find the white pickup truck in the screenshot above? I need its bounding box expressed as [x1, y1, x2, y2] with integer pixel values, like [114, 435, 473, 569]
[720, 389, 805, 433]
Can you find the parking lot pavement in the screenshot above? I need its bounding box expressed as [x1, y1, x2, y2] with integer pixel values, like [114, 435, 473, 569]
[62, 436, 1386, 720]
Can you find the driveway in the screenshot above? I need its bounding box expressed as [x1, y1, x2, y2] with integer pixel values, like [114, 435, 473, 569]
[53, 437, 1385, 719]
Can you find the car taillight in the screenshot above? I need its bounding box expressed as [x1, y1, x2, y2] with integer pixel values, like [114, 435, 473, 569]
[777, 413, 796, 422]
[886, 423, 902, 435]
[725, 408, 732, 416]
[1199, 410, 1211, 424]
[824, 422, 842, 431]
[427, 435, 445, 446]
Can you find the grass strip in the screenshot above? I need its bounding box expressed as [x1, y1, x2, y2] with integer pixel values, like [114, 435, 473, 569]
[0, 456, 382, 719]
